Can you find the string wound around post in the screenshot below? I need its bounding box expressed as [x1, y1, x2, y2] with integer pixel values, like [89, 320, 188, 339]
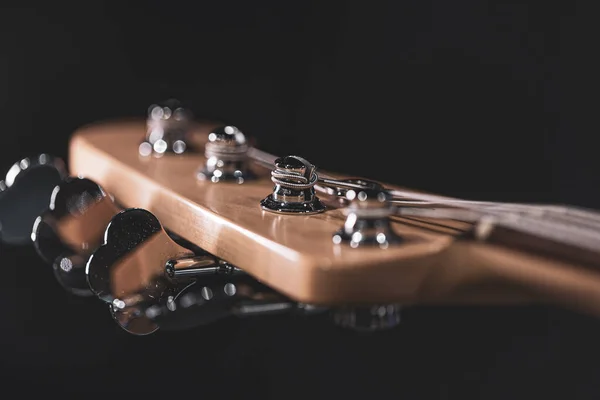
[260, 155, 326, 215]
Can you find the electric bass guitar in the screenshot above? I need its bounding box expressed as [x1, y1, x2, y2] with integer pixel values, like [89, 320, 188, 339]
[2, 100, 600, 335]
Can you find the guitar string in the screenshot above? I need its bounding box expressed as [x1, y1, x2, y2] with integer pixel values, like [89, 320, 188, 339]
[248, 147, 580, 217]
[398, 206, 600, 254]
[248, 146, 600, 232]
[389, 189, 600, 252]
[389, 190, 600, 233]
[246, 147, 600, 248]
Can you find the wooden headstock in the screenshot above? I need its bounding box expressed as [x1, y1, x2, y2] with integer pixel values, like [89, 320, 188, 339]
[65, 115, 600, 319]
[3, 101, 600, 335]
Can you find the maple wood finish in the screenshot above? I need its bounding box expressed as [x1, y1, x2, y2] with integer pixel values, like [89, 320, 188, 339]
[68, 120, 600, 316]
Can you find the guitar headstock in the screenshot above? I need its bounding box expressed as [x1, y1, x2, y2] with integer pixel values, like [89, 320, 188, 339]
[67, 117, 460, 308]
[4, 100, 600, 334]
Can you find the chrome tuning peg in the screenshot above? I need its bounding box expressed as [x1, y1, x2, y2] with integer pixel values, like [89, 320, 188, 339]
[196, 125, 256, 183]
[139, 99, 194, 156]
[31, 177, 120, 296]
[260, 155, 326, 214]
[86, 208, 326, 335]
[332, 187, 403, 248]
[0, 154, 67, 245]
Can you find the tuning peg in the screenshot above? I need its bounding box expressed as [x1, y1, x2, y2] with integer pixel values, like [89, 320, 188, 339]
[196, 125, 256, 183]
[332, 187, 403, 248]
[87, 208, 326, 335]
[86, 208, 223, 334]
[139, 99, 194, 156]
[260, 155, 326, 214]
[31, 177, 120, 296]
[0, 154, 67, 245]
[86, 208, 195, 304]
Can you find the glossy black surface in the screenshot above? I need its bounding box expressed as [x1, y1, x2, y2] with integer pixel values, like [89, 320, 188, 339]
[0, 155, 66, 245]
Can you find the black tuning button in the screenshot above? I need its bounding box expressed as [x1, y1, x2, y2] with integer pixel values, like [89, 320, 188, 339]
[86, 208, 326, 335]
[0, 154, 67, 245]
[31, 177, 120, 296]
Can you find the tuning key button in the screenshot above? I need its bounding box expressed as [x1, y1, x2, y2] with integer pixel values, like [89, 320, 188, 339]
[86, 207, 327, 335]
[197, 125, 256, 184]
[332, 188, 402, 248]
[139, 99, 194, 157]
[86, 207, 247, 335]
[332, 304, 402, 332]
[0, 154, 67, 245]
[86, 208, 195, 304]
[260, 155, 326, 214]
[31, 177, 120, 296]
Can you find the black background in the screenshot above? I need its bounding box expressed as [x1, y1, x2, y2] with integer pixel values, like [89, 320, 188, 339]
[1, 2, 599, 398]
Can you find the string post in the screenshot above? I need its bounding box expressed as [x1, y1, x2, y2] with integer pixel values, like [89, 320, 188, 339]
[332, 187, 403, 248]
[197, 125, 256, 184]
[139, 99, 194, 157]
[260, 155, 326, 215]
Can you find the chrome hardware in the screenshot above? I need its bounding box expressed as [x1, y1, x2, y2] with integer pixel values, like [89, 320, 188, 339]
[85, 208, 234, 334]
[332, 188, 402, 248]
[319, 178, 384, 204]
[196, 125, 255, 183]
[86, 208, 193, 304]
[86, 208, 326, 335]
[139, 99, 194, 156]
[31, 177, 119, 296]
[332, 304, 402, 332]
[165, 256, 242, 279]
[0, 154, 67, 245]
[138, 278, 327, 333]
[260, 155, 326, 214]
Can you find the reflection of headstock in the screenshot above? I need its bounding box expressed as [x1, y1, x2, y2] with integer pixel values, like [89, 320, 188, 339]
[0, 154, 66, 245]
